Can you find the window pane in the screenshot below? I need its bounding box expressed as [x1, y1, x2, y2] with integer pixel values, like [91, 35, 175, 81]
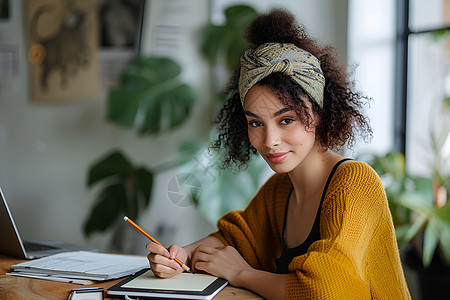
[409, 0, 450, 32]
[406, 32, 450, 177]
[348, 0, 396, 154]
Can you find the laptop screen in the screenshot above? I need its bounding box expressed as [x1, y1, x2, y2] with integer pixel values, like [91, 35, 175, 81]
[0, 187, 28, 259]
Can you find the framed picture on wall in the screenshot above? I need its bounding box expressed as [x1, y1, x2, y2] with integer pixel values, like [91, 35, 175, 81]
[26, 0, 101, 103]
[97, 0, 145, 88]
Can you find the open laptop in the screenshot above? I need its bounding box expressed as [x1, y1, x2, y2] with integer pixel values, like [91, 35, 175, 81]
[0, 186, 97, 259]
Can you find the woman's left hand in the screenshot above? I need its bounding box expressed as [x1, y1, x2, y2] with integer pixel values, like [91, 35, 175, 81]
[191, 245, 253, 286]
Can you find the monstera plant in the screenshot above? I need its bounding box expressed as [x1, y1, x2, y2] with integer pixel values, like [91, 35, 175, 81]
[201, 4, 258, 71]
[84, 4, 265, 251]
[83, 56, 196, 251]
[106, 57, 196, 135]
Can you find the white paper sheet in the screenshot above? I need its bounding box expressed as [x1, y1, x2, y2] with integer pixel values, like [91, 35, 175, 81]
[10, 251, 149, 280]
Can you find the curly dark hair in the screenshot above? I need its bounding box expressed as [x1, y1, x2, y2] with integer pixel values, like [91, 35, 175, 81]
[211, 9, 372, 170]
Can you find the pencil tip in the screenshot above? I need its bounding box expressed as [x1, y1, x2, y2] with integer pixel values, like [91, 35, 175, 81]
[123, 216, 128, 221]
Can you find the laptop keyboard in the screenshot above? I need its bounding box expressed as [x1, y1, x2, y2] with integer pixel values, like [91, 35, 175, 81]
[23, 241, 58, 251]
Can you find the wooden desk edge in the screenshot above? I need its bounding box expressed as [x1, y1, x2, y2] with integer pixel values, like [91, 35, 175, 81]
[0, 253, 263, 299]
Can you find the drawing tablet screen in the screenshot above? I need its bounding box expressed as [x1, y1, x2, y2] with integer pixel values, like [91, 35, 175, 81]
[107, 268, 228, 300]
[123, 269, 217, 291]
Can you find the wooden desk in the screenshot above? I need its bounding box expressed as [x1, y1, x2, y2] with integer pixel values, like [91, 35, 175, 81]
[0, 254, 263, 299]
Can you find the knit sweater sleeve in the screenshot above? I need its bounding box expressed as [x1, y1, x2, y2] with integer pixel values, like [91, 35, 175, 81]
[210, 173, 289, 271]
[286, 162, 410, 299]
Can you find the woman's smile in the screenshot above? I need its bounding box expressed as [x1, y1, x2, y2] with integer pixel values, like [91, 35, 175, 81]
[265, 152, 290, 163]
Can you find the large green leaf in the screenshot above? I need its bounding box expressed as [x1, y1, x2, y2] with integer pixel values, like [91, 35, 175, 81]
[84, 149, 154, 237]
[83, 183, 127, 237]
[87, 150, 134, 187]
[201, 5, 258, 70]
[399, 191, 434, 212]
[135, 168, 154, 208]
[388, 197, 410, 226]
[438, 219, 450, 263]
[411, 177, 433, 197]
[423, 219, 440, 267]
[119, 56, 181, 87]
[201, 25, 228, 65]
[402, 214, 427, 243]
[177, 139, 204, 165]
[395, 224, 412, 242]
[106, 56, 196, 135]
[433, 203, 450, 263]
[370, 150, 407, 183]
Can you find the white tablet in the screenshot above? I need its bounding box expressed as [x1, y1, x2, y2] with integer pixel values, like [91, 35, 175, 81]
[107, 268, 228, 299]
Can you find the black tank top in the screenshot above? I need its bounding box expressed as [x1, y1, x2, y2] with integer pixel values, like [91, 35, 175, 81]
[275, 158, 352, 274]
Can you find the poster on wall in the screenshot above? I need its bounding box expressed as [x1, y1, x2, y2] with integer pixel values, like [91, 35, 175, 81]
[26, 0, 101, 102]
[97, 0, 144, 88]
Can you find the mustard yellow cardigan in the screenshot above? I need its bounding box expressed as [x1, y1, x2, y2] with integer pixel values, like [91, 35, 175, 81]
[211, 161, 411, 299]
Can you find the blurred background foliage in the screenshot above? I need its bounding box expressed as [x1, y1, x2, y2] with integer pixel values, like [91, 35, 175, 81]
[83, 4, 271, 250]
[366, 96, 450, 268]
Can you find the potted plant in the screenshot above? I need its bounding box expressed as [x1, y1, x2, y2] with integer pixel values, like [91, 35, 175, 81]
[367, 97, 450, 298]
[83, 4, 262, 250]
[83, 56, 197, 252]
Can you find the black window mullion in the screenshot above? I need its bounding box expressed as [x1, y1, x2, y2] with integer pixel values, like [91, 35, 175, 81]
[394, 0, 409, 155]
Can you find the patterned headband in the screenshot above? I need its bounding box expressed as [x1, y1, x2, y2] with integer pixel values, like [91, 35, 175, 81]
[238, 43, 325, 108]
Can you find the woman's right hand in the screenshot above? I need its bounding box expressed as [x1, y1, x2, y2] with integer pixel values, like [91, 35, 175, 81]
[146, 243, 189, 278]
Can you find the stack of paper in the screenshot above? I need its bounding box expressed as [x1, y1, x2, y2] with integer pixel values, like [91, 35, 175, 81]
[8, 251, 149, 285]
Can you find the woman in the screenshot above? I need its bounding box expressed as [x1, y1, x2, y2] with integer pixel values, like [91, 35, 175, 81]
[146, 9, 411, 300]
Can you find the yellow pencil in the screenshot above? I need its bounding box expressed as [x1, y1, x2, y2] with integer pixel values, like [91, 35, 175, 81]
[123, 216, 192, 273]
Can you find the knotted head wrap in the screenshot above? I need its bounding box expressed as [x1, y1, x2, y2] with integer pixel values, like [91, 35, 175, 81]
[238, 43, 325, 108]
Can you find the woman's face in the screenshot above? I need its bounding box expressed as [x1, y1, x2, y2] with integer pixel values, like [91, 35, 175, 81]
[244, 84, 318, 173]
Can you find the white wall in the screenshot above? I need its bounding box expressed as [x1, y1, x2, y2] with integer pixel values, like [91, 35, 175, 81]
[211, 0, 348, 64]
[0, 0, 349, 255]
